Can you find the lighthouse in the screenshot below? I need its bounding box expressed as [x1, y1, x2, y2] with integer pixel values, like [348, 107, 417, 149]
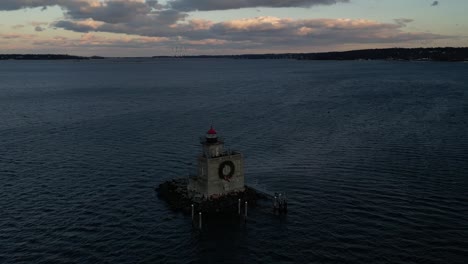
[156, 127, 275, 214]
[188, 127, 245, 199]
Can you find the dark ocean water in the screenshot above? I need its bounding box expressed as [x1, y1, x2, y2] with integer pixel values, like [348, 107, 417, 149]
[1, 59, 467, 264]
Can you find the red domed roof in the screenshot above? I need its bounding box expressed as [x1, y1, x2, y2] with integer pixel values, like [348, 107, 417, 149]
[207, 126, 217, 135]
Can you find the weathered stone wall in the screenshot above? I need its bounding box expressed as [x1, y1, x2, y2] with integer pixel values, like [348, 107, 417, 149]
[189, 153, 245, 197]
[206, 154, 244, 196]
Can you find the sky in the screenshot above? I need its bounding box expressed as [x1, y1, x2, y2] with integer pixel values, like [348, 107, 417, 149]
[0, 0, 467, 56]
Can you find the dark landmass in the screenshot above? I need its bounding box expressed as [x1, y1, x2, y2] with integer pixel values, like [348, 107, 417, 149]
[0, 54, 105, 60]
[3, 48, 467, 61]
[154, 47, 468, 62]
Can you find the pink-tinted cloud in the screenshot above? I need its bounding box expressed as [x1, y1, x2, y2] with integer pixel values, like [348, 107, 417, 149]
[32, 33, 170, 49]
[0, 0, 456, 55]
[0, 33, 36, 40]
[49, 15, 450, 54]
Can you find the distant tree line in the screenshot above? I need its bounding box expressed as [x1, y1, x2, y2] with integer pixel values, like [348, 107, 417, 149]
[154, 47, 468, 61]
[294, 48, 468, 61]
[2, 48, 468, 61]
[0, 54, 104, 60]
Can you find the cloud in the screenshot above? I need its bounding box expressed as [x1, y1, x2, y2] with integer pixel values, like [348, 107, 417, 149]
[32, 33, 170, 49]
[0, 33, 36, 40]
[0, 0, 350, 15]
[0, 0, 62, 11]
[394, 18, 414, 27]
[169, 0, 350, 11]
[206, 17, 447, 47]
[431, 1, 439, 6]
[0, 1, 168, 24]
[0, 0, 350, 38]
[0, 0, 455, 54]
[63, 0, 156, 24]
[53, 16, 450, 52]
[53, 19, 104, 32]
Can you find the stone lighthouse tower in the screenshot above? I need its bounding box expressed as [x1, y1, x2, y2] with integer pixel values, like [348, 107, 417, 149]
[188, 127, 245, 199]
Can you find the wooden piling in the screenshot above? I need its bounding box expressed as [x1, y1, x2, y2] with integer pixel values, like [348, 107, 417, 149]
[191, 204, 194, 220]
[199, 212, 202, 229]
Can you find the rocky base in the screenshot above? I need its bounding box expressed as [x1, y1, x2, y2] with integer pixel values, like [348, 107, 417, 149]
[155, 178, 266, 214]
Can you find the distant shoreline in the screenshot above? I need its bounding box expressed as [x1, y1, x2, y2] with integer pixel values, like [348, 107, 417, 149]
[2, 47, 468, 62]
[0, 54, 104, 60]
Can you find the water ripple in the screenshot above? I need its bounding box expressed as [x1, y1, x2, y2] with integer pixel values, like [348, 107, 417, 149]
[1, 60, 467, 263]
